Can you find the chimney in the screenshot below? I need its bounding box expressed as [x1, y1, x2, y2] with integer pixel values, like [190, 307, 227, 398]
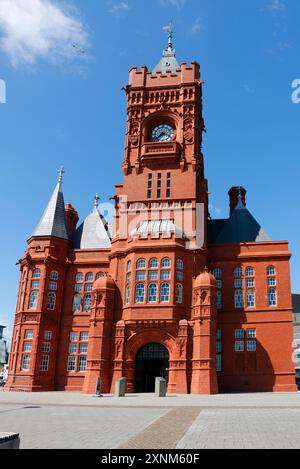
[228, 187, 246, 213]
[65, 204, 79, 236]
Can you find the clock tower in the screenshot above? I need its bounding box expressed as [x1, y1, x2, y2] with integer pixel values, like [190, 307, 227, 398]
[102, 27, 217, 395]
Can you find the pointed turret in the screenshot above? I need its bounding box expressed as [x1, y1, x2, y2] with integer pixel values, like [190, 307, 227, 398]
[72, 194, 111, 249]
[31, 167, 69, 240]
[152, 23, 180, 74]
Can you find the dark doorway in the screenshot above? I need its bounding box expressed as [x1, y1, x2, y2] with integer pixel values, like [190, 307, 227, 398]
[135, 343, 169, 393]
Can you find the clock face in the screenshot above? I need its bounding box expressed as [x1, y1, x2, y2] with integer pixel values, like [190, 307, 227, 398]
[151, 124, 175, 142]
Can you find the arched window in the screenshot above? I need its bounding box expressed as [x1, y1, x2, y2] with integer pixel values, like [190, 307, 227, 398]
[47, 293, 56, 311]
[268, 288, 277, 307]
[149, 258, 159, 269]
[234, 267, 243, 278]
[267, 266, 276, 277]
[148, 283, 157, 303]
[73, 295, 81, 312]
[125, 285, 131, 305]
[217, 290, 222, 310]
[246, 267, 254, 277]
[29, 291, 38, 310]
[176, 284, 183, 304]
[246, 289, 255, 308]
[135, 283, 145, 303]
[235, 290, 244, 309]
[85, 273, 94, 283]
[76, 273, 83, 283]
[136, 259, 146, 270]
[96, 272, 105, 279]
[161, 258, 171, 269]
[176, 259, 184, 270]
[213, 268, 222, 279]
[32, 268, 41, 279]
[160, 283, 170, 302]
[50, 271, 58, 281]
[83, 294, 92, 311]
[127, 261, 132, 272]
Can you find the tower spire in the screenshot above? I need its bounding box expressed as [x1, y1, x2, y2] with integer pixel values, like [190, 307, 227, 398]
[31, 167, 69, 240]
[152, 23, 180, 75]
[163, 22, 175, 52]
[94, 193, 100, 209]
[58, 165, 65, 184]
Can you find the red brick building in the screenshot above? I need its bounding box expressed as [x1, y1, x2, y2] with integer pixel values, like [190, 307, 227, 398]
[6, 31, 297, 394]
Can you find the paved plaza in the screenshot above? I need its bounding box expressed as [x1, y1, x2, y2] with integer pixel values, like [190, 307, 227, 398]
[0, 390, 300, 449]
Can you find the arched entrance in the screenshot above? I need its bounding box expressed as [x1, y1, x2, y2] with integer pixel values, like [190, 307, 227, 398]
[135, 343, 169, 393]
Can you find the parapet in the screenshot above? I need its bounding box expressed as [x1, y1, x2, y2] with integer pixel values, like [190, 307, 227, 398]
[128, 61, 201, 88]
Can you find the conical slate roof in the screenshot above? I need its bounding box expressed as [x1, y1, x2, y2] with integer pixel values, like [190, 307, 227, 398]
[72, 197, 111, 250]
[31, 168, 69, 240]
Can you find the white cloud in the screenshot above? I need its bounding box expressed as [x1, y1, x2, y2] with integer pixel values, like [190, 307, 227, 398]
[160, 0, 186, 9]
[243, 84, 255, 94]
[209, 204, 222, 216]
[108, 2, 130, 15]
[0, 0, 90, 68]
[191, 16, 203, 35]
[263, 0, 287, 13]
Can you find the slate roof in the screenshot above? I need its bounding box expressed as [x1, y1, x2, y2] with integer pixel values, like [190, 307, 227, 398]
[208, 200, 270, 245]
[31, 178, 69, 240]
[72, 207, 111, 250]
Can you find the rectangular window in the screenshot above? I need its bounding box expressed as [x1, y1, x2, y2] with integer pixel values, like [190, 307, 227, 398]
[216, 342, 222, 353]
[217, 280, 222, 289]
[74, 284, 83, 293]
[79, 343, 88, 354]
[78, 356, 87, 372]
[176, 271, 183, 282]
[268, 278, 276, 287]
[21, 354, 30, 371]
[49, 281, 58, 291]
[157, 180, 162, 188]
[247, 329, 256, 339]
[80, 332, 89, 342]
[235, 341, 245, 352]
[235, 329, 244, 339]
[234, 279, 243, 288]
[148, 181, 152, 189]
[166, 189, 171, 198]
[136, 271, 146, 281]
[216, 355, 222, 372]
[148, 174, 152, 180]
[44, 331, 52, 341]
[161, 270, 171, 281]
[149, 271, 158, 281]
[247, 341, 257, 352]
[67, 356, 76, 372]
[31, 281, 40, 290]
[40, 355, 49, 372]
[157, 189, 161, 199]
[43, 342, 51, 353]
[147, 190, 152, 199]
[25, 330, 33, 339]
[70, 332, 78, 342]
[23, 342, 32, 352]
[69, 343, 77, 354]
[216, 330, 222, 340]
[246, 279, 255, 288]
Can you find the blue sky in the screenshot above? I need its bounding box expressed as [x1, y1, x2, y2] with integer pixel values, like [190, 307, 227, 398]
[0, 0, 299, 340]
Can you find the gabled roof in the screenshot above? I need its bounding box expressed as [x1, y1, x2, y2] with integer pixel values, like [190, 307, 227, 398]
[31, 168, 69, 241]
[72, 202, 111, 250]
[208, 195, 270, 245]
